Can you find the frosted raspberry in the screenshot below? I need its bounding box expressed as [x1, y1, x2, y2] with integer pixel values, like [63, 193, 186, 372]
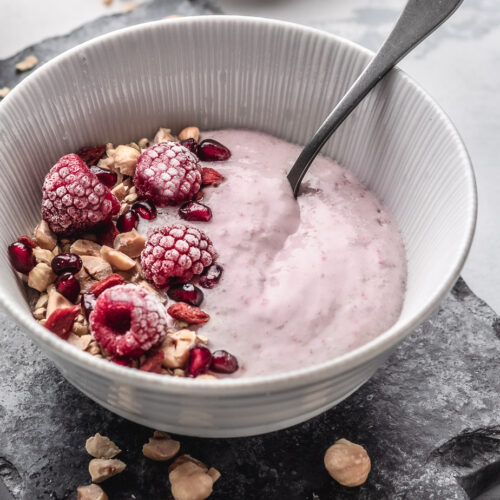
[141, 224, 217, 288]
[133, 142, 202, 206]
[89, 284, 167, 358]
[42, 154, 120, 235]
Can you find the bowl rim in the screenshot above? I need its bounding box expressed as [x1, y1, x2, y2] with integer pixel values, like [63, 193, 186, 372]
[0, 15, 477, 395]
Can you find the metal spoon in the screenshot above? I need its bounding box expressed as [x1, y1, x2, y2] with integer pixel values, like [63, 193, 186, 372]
[287, 0, 464, 197]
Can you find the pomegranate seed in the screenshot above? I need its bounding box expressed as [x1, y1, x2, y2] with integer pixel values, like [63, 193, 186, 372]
[199, 264, 223, 289]
[8, 241, 35, 274]
[51, 252, 82, 275]
[90, 166, 117, 188]
[180, 138, 199, 155]
[132, 200, 157, 220]
[167, 283, 204, 306]
[187, 345, 212, 377]
[198, 139, 231, 161]
[178, 201, 212, 222]
[116, 210, 139, 232]
[210, 350, 239, 374]
[55, 272, 81, 303]
[81, 293, 97, 320]
[17, 235, 36, 248]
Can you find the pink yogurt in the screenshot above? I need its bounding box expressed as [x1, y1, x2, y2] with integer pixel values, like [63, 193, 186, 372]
[142, 129, 407, 377]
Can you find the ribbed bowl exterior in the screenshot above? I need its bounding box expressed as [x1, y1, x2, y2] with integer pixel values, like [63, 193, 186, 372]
[0, 17, 476, 437]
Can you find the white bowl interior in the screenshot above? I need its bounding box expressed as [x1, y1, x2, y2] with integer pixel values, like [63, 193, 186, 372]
[0, 16, 475, 380]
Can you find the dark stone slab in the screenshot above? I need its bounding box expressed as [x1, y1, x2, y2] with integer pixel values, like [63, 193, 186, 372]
[1, 3, 500, 499]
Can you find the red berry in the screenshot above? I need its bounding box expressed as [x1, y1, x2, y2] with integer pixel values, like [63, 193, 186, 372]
[187, 345, 212, 377]
[167, 283, 204, 306]
[141, 224, 217, 288]
[132, 200, 157, 220]
[81, 292, 97, 320]
[117, 210, 139, 233]
[41, 154, 120, 235]
[17, 235, 36, 248]
[89, 273, 125, 297]
[179, 201, 212, 222]
[90, 166, 117, 188]
[139, 350, 164, 373]
[180, 138, 199, 155]
[133, 142, 202, 206]
[210, 350, 239, 374]
[89, 284, 168, 358]
[198, 139, 231, 161]
[199, 264, 223, 289]
[45, 305, 81, 340]
[51, 252, 82, 275]
[55, 272, 81, 303]
[8, 242, 35, 274]
[76, 145, 107, 166]
[95, 221, 119, 247]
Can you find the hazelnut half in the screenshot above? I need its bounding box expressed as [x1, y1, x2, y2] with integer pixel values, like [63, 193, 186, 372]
[324, 438, 371, 487]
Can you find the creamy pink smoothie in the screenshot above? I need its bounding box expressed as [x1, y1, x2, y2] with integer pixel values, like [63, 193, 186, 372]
[141, 129, 407, 377]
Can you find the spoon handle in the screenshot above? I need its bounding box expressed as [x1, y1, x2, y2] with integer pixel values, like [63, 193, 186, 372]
[287, 0, 464, 197]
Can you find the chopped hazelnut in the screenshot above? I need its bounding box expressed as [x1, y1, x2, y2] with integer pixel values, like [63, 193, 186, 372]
[138, 137, 149, 149]
[71, 239, 102, 257]
[154, 127, 175, 144]
[114, 145, 140, 176]
[88, 458, 126, 483]
[0, 87, 10, 99]
[34, 220, 57, 250]
[178, 126, 200, 143]
[72, 323, 89, 336]
[46, 289, 73, 317]
[28, 263, 56, 292]
[169, 455, 219, 500]
[114, 229, 146, 258]
[75, 267, 97, 293]
[100, 245, 136, 271]
[124, 192, 138, 203]
[111, 182, 128, 201]
[86, 433, 121, 459]
[161, 330, 197, 369]
[33, 307, 46, 320]
[142, 432, 180, 461]
[324, 438, 371, 487]
[35, 293, 49, 309]
[33, 247, 54, 266]
[77, 483, 108, 500]
[81, 256, 113, 281]
[67, 333, 92, 350]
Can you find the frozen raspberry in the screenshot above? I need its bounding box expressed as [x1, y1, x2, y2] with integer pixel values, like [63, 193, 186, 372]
[133, 142, 202, 206]
[141, 224, 217, 288]
[41, 154, 120, 235]
[89, 284, 167, 358]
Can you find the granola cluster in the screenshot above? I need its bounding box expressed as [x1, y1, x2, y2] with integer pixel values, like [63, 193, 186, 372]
[8, 126, 238, 378]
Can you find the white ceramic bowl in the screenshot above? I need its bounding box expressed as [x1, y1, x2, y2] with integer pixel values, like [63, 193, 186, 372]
[0, 16, 476, 437]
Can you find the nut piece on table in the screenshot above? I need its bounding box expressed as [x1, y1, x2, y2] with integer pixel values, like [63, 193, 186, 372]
[324, 438, 371, 487]
[100, 245, 136, 271]
[161, 330, 197, 369]
[81, 256, 113, 281]
[142, 431, 180, 461]
[114, 229, 146, 258]
[169, 455, 220, 500]
[34, 220, 57, 250]
[178, 126, 200, 143]
[28, 263, 56, 292]
[77, 483, 108, 500]
[85, 433, 121, 459]
[71, 239, 102, 257]
[114, 145, 140, 176]
[88, 458, 126, 483]
[15, 55, 38, 72]
[154, 127, 175, 144]
[0, 87, 10, 99]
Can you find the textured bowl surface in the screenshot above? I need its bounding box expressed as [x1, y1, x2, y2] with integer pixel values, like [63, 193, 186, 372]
[0, 16, 476, 437]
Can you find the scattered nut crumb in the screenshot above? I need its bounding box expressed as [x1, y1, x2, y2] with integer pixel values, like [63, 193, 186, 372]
[122, 1, 139, 13]
[111, 182, 128, 201]
[33, 247, 54, 266]
[34, 220, 57, 250]
[86, 433, 122, 459]
[28, 263, 55, 292]
[75, 267, 97, 293]
[15, 55, 38, 72]
[114, 145, 140, 176]
[0, 87, 10, 99]
[72, 322, 89, 336]
[169, 455, 220, 500]
[77, 483, 108, 500]
[35, 293, 49, 309]
[89, 458, 126, 483]
[71, 239, 102, 257]
[114, 229, 146, 258]
[178, 126, 200, 143]
[81, 255, 113, 280]
[324, 438, 371, 487]
[153, 127, 175, 144]
[142, 431, 180, 461]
